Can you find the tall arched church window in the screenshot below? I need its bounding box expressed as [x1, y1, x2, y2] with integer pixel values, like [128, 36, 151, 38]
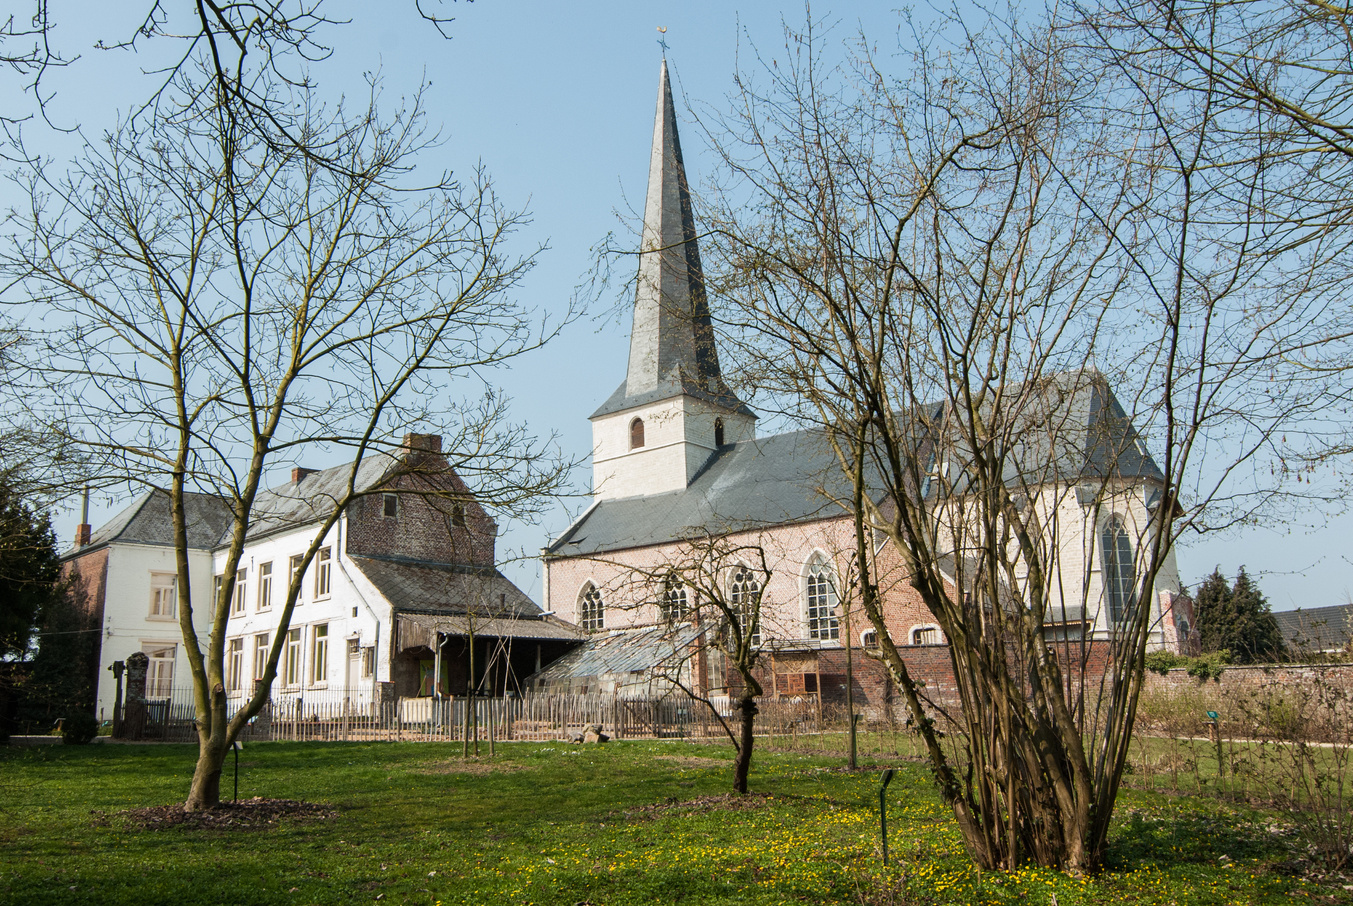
[1101, 517, 1135, 624]
[630, 418, 645, 449]
[805, 555, 840, 641]
[579, 582, 605, 632]
[714, 418, 725, 447]
[660, 574, 689, 622]
[729, 565, 761, 647]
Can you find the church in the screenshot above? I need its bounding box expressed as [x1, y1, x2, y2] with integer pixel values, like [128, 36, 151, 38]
[534, 60, 1196, 710]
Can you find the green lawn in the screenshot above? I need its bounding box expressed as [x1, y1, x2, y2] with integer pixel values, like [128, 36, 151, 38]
[0, 739, 1340, 905]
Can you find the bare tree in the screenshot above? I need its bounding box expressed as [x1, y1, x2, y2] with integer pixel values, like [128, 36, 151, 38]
[701, 11, 1323, 871]
[3, 54, 569, 808]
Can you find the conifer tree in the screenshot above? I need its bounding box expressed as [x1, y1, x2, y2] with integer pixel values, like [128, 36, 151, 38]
[1195, 566, 1286, 664]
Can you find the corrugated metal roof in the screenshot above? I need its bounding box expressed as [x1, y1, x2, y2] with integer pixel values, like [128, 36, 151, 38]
[530, 623, 707, 682]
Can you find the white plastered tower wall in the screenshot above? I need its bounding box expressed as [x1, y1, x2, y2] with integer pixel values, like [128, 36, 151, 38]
[591, 396, 755, 500]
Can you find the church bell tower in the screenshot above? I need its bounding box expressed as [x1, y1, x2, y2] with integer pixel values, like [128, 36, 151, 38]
[589, 59, 756, 501]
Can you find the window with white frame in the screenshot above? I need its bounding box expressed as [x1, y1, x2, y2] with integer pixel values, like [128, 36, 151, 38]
[911, 624, 941, 645]
[361, 646, 375, 678]
[729, 565, 761, 647]
[226, 638, 245, 692]
[253, 633, 270, 682]
[283, 628, 302, 687]
[289, 554, 305, 604]
[314, 547, 332, 599]
[804, 556, 840, 641]
[310, 624, 329, 685]
[1101, 517, 1135, 624]
[579, 583, 604, 631]
[231, 568, 247, 615]
[257, 561, 273, 611]
[861, 629, 880, 650]
[660, 574, 689, 623]
[145, 644, 175, 698]
[149, 573, 176, 620]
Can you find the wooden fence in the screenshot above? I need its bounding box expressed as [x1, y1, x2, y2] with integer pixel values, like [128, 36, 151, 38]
[131, 689, 828, 744]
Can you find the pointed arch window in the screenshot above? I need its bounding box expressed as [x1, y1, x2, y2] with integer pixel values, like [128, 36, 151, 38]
[630, 418, 645, 449]
[579, 582, 605, 632]
[804, 555, 840, 641]
[1101, 517, 1135, 624]
[660, 574, 689, 623]
[729, 565, 761, 647]
[714, 418, 725, 447]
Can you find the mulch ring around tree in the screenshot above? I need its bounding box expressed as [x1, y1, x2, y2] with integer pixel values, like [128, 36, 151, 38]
[625, 791, 776, 820]
[92, 797, 337, 831]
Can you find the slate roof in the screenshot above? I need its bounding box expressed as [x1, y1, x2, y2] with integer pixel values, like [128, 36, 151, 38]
[65, 488, 233, 556]
[547, 427, 850, 557]
[1273, 604, 1353, 654]
[592, 58, 751, 420]
[244, 455, 398, 541]
[552, 373, 1165, 559]
[349, 554, 543, 619]
[529, 622, 707, 685]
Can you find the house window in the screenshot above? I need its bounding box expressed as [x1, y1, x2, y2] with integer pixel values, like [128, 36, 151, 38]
[1102, 517, 1135, 624]
[258, 562, 273, 611]
[579, 583, 605, 632]
[714, 417, 725, 447]
[145, 644, 175, 699]
[911, 625, 941, 645]
[310, 624, 329, 685]
[805, 556, 840, 641]
[661, 574, 689, 622]
[283, 628, 302, 687]
[729, 565, 761, 647]
[861, 629, 880, 650]
[361, 646, 375, 678]
[253, 633, 270, 682]
[630, 417, 645, 449]
[451, 503, 466, 529]
[214, 574, 223, 610]
[383, 493, 398, 518]
[149, 573, 177, 620]
[314, 547, 332, 599]
[231, 568, 247, 615]
[226, 638, 245, 692]
[290, 554, 305, 603]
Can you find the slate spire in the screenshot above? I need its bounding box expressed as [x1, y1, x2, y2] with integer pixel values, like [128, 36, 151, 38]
[592, 59, 752, 419]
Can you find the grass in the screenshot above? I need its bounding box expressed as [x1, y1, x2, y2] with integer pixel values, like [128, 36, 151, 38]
[0, 738, 1344, 905]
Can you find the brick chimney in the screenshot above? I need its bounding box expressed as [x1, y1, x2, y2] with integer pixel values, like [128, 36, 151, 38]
[292, 467, 318, 483]
[402, 433, 443, 454]
[75, 523, 92, 547]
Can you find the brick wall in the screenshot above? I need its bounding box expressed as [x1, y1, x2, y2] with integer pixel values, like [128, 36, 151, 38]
[345, 465, 496, 567]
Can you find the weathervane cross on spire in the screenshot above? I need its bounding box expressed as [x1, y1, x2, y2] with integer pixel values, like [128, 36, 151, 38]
[657, 26, 668, 55]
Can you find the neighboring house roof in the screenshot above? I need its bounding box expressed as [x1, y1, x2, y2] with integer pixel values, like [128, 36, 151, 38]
[351, 554, 584, 646]
[243, 455, 399, 542]
[530, 622, 707, 685]
[1273, 604, 1353, 654]
[62, 488, 233, 557]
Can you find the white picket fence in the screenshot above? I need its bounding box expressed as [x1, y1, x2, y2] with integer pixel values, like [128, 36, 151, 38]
[129, 688, 826, 744]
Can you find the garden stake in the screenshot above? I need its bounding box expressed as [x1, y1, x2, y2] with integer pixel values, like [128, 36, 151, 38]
[232, 740, 242, 803]
[879, 768, 895, 865]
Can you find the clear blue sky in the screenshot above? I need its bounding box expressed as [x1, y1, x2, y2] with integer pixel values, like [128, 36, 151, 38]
[14, 1, 1349, 610]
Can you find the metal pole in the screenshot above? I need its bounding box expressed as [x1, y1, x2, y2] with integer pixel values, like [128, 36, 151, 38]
[879, 768, 895, 866]
[233, 740, 241, 803]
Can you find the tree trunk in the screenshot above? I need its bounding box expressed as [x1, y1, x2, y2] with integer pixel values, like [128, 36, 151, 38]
[186, 734, 228, 810]
[732, 694, 757, 794]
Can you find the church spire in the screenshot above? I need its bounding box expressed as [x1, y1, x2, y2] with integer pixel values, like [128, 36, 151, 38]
[592, 58, 752, 419]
